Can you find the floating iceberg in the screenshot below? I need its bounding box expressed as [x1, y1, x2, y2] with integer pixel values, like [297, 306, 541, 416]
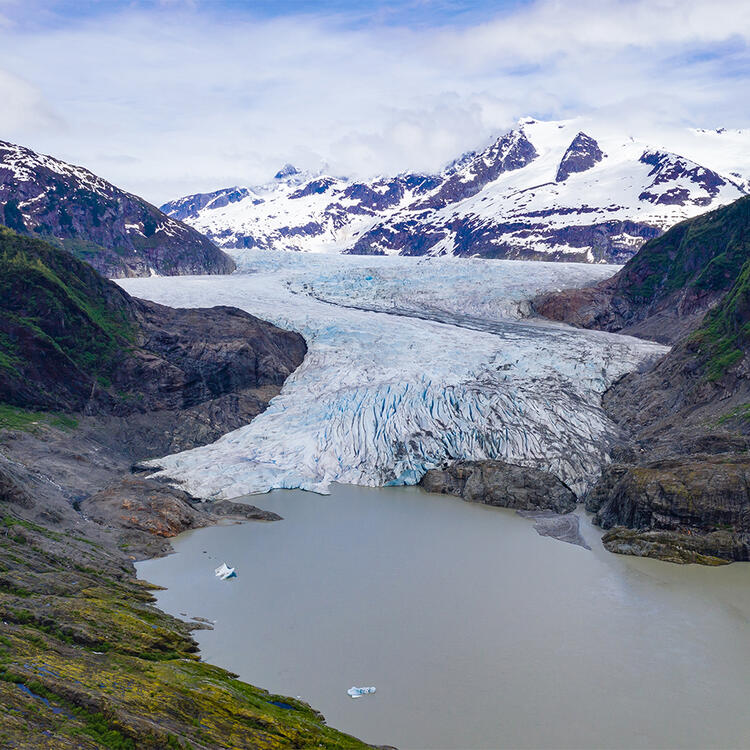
[347, 686, 376, 698]
[118, 252, 667, 499]
[214, 562, 236, 580]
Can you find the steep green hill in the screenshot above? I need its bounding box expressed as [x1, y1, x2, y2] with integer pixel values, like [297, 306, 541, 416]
[534, 196, 750, 344]
[0, 227, 306, 418]
[0, 227, 137, 410]
[619, 195, 750, 303]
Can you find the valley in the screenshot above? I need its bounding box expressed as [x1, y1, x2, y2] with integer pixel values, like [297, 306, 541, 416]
[2, 3, 750, 748]
[119, 251, 665, 498]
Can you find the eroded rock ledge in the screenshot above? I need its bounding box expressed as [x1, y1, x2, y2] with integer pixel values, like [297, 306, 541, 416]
[586, 457, 750, 565]
[419, 460, 577, 514]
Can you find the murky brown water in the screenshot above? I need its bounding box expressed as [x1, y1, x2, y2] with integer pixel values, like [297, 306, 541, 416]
[137, 484, 750, 750]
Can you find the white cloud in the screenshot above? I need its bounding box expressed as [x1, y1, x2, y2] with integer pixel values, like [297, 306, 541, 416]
[0, 69, 62, 132]
[0, 0, 748, 204]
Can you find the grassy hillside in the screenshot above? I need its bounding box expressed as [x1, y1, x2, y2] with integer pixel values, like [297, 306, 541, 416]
[620, 195, 750, 303]
[0, 505, 368, 749]
[0, 227, 137, 410]
[691, 257, 750, 380]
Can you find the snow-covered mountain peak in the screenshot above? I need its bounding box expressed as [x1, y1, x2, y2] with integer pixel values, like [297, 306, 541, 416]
[274, 163, 302, 180]
[161, 118, 748, 263]
[0, 138, 234, 276]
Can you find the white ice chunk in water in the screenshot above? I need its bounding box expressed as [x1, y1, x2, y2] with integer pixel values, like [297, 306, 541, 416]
[347, 686, 376, 698]
[214, 563, 236, 580]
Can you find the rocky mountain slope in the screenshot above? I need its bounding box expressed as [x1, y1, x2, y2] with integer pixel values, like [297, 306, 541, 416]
[537, 196, 750, 563]
[0, 229, 375, 746]
[0, 140, 235, 277]
[0, 227, 304, 450]
[163, 119, 749, 263]
[534, 195, 750, 343]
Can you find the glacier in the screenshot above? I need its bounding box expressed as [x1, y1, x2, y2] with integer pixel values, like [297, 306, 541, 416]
[118, 251, 667, 499]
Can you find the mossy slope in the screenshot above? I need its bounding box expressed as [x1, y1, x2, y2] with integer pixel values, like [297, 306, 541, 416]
[0, 227, 137, 411]
[0, 511, 368, 749]
[691, 257, 750, 380]
[618, 195, 750, 303]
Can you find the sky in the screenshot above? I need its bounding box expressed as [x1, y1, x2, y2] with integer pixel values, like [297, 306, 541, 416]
[0, 0, 748, 205]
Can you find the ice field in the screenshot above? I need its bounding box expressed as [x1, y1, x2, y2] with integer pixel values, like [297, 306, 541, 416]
[119, 251, 667, 498]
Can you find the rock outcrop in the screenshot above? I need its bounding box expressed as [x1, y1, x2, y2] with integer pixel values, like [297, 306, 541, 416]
[586, 457, 750, 564]
[419, 460, 577, 514]
[0, 227, 306, 431]
[556, 132, 604, 182]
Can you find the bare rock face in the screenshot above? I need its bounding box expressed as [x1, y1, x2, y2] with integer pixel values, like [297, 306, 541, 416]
[586, 456, 750, 563]
[601, 528, 744, 565]
[419, 460, 577, 513]
[413, 130, 538, 210]
[556, 132, 604, 182]
[128, 300, 307, 412]
[639, 151, 729, 205]
[80, 477, 280, 558]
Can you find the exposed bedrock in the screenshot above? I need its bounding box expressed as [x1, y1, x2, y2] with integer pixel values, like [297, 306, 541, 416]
[80, 476, 281, 558]
[419, 459, 577, 514]
[586, 456, 750, 564]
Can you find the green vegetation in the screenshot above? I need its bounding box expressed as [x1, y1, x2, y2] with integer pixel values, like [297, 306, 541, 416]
[0, 226, 138, 410]
[716, 403, 750, 426]
[691, 258, 750, 380]
[0, 404, 78, 432]
[607, 196, 750, 381]
[0, 508, 369, 749]
[621, 196, 750, 303]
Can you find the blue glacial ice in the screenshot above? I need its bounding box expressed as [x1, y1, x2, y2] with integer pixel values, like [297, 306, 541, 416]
[118, 251, 667, 499]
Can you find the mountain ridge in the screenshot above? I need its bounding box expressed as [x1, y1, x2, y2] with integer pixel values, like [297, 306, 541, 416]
[161, 118, 749, 263]
[0, 139, 236, 278]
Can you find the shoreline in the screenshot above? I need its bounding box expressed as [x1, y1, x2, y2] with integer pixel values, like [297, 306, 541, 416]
[137, 482, 750, 750]
[0, 413, 376, 749]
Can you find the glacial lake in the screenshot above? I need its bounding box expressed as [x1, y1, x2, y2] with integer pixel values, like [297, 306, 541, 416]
[137, 484, 750, 750]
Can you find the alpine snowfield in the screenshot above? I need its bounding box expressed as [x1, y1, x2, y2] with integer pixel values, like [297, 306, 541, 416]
[119, 253, 666, 499]
[162, 118, 749, 263]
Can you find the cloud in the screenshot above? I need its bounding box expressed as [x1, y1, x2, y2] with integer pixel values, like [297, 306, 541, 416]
[0, 69, 63, 132]
[0, 0, 748, 203]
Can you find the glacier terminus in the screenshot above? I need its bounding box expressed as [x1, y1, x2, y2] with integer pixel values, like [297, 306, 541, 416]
[119, 252, 667, 499]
